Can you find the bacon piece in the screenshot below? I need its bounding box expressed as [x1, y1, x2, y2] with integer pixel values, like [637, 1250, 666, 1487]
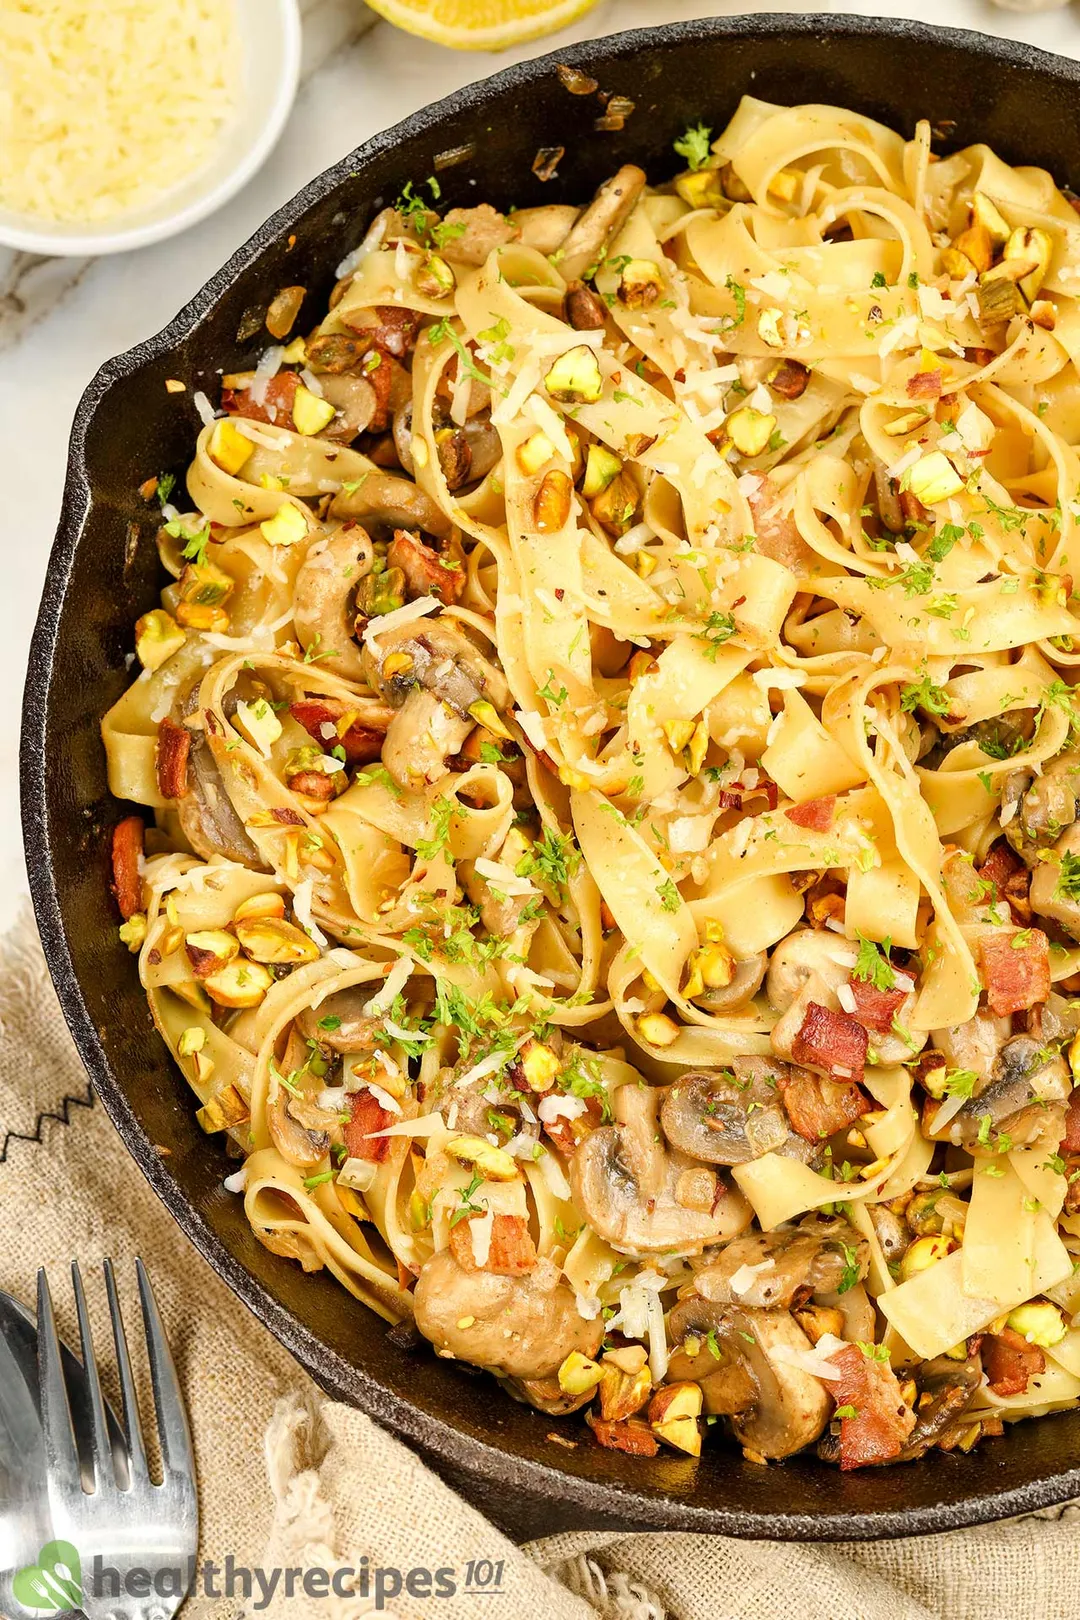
[155, 716, 190, 800]
[791, 1001, 869, 1084]
[388, 529, 465, 605]
[978, 842, 1024, 899]
[778, 1067, 871, 1141]
[1060, 1090, 1080, 1154]
[110, 816, 145, 920]
[289, 697, 386, 765]
[271, 807, 305, 826]
[981, 1327, 1046, 1397]
[785, 795, 836, 832]
[222, 370, 300, 426]
[907, 368, 943, 400]
[449, 1212, 537, 1276]
[746, 476, 817, 573]
[586, 1413, 659, 1457]
[828, 1343, 915, 1470]
[368, 304, 423, 357]
[979, 929, 1051, 1015]
[343, 1089, 394, 1163]
[847, 977, 907, 1035]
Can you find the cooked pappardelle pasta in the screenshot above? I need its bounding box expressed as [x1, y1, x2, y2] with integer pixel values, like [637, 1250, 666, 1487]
[105, 96, 1080, 1471]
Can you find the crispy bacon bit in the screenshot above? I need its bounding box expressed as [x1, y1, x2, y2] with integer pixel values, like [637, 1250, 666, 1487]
[964, 346, 998, 367]
[847, 977, 907, 1035]
[779, 1066, 871, 1141]
[979, 929, 1050, 1016]
[542, 1093, 605, 1157]
[155, 717, 190, 801]
[110, 816, 145, 920]
[343, 1089, 394, 1163]
[791, 1001, 869, 1085]
[289, 697, 386, 764]
[907, 368, 943, 400]
[785, 795, 836, 832]
[982, 1328, 1046, 1397]
[270, 807, 305, 826]
[449, 1212, 537, 1275]
[828, 1343, 915, 1470]
[341, 304, 422, 358]
[898, 489, 929, 525]
[222, 370, 300, 425]
[914, 1049, 947, 1095]
[388, 529, 464, 605]
[1060, 1090, 1080, 1154]
[586, 1413, 659, 1457]
[977, 843, 1031, 923]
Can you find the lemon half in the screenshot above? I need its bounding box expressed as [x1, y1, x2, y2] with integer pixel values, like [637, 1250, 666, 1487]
[364, 0, 601, 52]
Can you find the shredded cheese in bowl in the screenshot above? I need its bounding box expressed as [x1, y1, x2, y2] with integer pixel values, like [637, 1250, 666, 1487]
[0, 0, 238, 224]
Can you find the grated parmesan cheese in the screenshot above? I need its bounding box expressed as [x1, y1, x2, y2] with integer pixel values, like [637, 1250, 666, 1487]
[0, 0, 239, 224]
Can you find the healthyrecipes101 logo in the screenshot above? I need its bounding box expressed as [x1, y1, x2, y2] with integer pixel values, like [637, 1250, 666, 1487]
[12, 1541, 508, 1613]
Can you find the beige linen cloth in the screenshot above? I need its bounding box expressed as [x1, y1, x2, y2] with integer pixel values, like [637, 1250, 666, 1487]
[2, 904, 1079, 1620]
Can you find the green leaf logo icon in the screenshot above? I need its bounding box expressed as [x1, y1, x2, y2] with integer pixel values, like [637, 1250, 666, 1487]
[11, 1541, 82, 1615]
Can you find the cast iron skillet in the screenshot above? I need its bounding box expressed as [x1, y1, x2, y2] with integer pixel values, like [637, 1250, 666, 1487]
[22, 14, 1080, 1540]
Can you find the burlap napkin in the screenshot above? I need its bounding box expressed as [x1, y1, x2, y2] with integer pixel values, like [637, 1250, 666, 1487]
[2, 902, 1078, 1620]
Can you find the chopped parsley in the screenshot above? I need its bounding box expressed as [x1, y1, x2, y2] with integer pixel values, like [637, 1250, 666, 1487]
[837, 1243, 861, 1295]
[899, 674, 950, 718]
[697, 610, 737, 660]
[1056, 850, 1080, 901]
[656, 877, 681, 913]
[943, 1068, 978, 1099]
[673, 122, 713, 170]
[515, 827, 581, 895]
[415, 795, 456, 861]
[852, 933, 895, 991]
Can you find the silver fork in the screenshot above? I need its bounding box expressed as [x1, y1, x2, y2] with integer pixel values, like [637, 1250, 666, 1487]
[36, 1259, 198, 1620]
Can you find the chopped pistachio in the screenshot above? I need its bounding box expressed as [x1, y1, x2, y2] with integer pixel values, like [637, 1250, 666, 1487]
[726, 405, 776, 457]
[674, 169, 726, 209]
[544, 344, 603, 405]
[757, 308, 784, 348]
[618, 258, 664, 309]
[972, 192, 1011, 247]
[233, 697, 283, 758]
[134, 608, 185, 671]
[416, 253, 455, 299]
[520, 1037, 561, 1092]
[445, 1135, 519, 1182]
[196, 1083, 249, 1132]
[208, 417, 255, 477]
[178, 559, 232, 607]
[636, 1011, 680, 1047]
[899, 1233, 952, 1281]
[581, 443, 622, 498]
[1004, 225, 1053, 302]
[260, 503, 309, 548]
[905, 451, 964, 506]
[882, 408, 932, 439]
[516, 431, 556, 475]
[118, 913, 147, 952]
[203, 957, 275, 1010]
[291, 384, 337, 437]
[177, 1026, 206, 1058]
[467, 698, 513, 739]
[533, 468, 573, 533]
[1006, 1300, 1067, 1348]
[558, 1351, 605, 1396]
[235, 915, 320, 965]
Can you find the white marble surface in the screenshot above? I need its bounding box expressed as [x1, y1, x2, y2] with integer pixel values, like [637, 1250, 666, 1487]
[5, 0, 1080, 930]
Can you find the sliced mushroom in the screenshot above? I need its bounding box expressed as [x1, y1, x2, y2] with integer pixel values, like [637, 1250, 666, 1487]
[267, 1034, 336, 1170]
[175, 686, 265, 867]
[293, 525, 375, 681]
[868, 1204, 909, 1267]
[692, 1214, 869, 1311]
[512, 203, 582, 255]
[412, 1250, 602, 1379]
[1004, 751, 1080, 863]
[932, 1033, 1070, 1150]
[330, 469, 454, 543]
[510, 1374, 594, 1416]
[766, 928, 851, 1013]
[930, 1006, 1011, 1080]
[730, 1308, 833, 1459]
[895, 1354, 982, 1461]
[570, 1083, 752, 1253]
[295, 986, 381, 1053]
[316, 373, 377, 442]
[381, 689, 472, 788]
[665, 1297, 759, 1415]
[437, 204, 519, 267]
[1031, 822, 1080, 940]
[814, 1280, 876, 1346]
[364, 617, 509, 718]
[557, 166, 647, 282]
[659, 1058, 816, 1167]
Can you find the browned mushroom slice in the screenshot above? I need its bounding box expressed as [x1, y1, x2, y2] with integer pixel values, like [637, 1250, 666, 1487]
[1030, 823, 1080, 939]
[570, 1083, 752, 1254]
[693, 1215, 869, 1311]
[665, 1298, 759, 1416]
[931, 1033, 1070, 1150]
[330, 467, 454, 543]
[930, 1006, 1011, 1081]
[557, 166, 647, 282]
[1004, 751, 1080, 862]
[510, 203, 582, 255]
[295, 985, 381, 1054]
[690, 951, 767, 1014]
[316, 372, 377, 442]
[892, 1354, 983, 1461]
[175, 686, 266, 868]
[412, 1250, 602, 1379]
[660, 1059, 816, 1167]
[293, 525, 375, 681]
[437, 204, 520, 267]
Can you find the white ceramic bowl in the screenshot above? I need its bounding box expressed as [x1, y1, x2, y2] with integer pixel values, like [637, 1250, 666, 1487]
[0, 0, 302, 257]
